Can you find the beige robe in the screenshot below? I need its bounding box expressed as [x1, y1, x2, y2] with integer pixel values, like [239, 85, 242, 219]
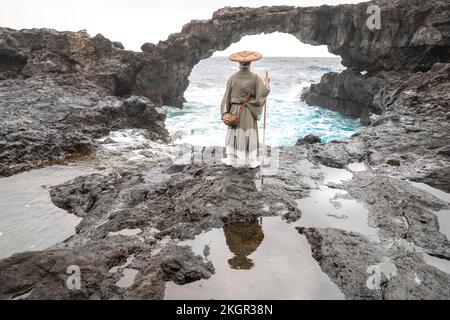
[220, 68, 270, 159]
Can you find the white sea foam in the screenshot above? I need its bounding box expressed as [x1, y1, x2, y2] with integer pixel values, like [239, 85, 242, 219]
[165, 57, 360, 147]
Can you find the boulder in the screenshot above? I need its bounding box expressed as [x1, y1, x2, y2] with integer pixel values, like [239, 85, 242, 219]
[296, 134, 322, 146]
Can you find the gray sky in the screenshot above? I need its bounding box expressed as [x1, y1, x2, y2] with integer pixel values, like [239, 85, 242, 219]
[0, 0, 363, 56]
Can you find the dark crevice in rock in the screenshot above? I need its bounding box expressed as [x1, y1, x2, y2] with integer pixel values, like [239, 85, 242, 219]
[427, 252, 450, 262]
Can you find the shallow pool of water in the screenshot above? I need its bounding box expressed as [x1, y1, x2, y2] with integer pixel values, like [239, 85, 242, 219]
[408, 181, 450, 240]
[165, 161, 380, 299]
[165, 216, 344, 300]
[0, 163, 95, 259]
[294, 186, 379, 241]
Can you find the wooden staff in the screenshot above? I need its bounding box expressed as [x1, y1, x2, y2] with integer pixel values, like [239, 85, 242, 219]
[260, 71, 269, 188]
[262, 71, 269, 165]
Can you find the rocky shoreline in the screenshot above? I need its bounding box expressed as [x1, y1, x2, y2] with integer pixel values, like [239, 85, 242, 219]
[2, 0, 449, 107]
[1, 143, 449, 299]
[0, 78, 168, 176]
[303, 63, 450, 192]
[0, 0, 450, 300]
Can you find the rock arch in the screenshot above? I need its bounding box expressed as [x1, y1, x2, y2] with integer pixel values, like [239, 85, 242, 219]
[138, 5, 359, 106]
[136, 0, 449, 106]
[0, 0, 448, 107]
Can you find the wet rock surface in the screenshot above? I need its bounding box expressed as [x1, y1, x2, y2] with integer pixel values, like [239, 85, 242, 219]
[343, 172, 450, 259]
[304, 63, 450, 193]
[296, 134, 322, 146]
[299, 227, 450, 300]
[0, 148, 311, 299]
[1, 143, 450, 299]
[0, 237, 215, 299]
[48, 150, 308, 246]
[295, 63, 450, 299]
[0, 0, 450, 300]
[1, 0, 448, 176]
[301, 68, 399, 119]
[160, 245, 215, 285]
[0, 78, 168, 176]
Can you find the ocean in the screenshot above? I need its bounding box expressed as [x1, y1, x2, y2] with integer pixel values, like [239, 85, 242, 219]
[164, 57, 361, 147]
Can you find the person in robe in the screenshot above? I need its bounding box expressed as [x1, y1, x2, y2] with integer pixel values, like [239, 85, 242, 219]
[223, 218, 264, 270]
[220, 51, 270, 169]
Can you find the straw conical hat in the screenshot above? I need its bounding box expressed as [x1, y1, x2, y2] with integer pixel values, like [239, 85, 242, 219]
[228, 51, 262, 63]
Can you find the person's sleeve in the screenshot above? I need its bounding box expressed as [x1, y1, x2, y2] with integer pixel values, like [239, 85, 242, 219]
[257, 75, 270, 100]
[220, 78, 232, 119]
[247, 75, 270, 121]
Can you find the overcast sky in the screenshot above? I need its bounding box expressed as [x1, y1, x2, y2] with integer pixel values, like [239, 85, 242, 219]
[0, 0, 363, 56]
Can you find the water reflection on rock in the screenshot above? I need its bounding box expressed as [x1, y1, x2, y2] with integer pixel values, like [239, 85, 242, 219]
[223, 219, 264, 270]
[164, 216, 344, 300]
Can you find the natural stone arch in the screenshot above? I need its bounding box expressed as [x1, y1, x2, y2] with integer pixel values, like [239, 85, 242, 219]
[135, 1, 449, 106]
[137, 5, 352, 106]
[1, 0, 448, 106]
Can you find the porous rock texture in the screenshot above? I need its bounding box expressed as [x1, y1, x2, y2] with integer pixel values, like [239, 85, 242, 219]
[301, 0, 450, 118]
[0, 148, 312, 299]
[303, 63, 450, 193]
[0, 0, 450, 300]
[0, 78, 168, 176]
[1, 144, 450, 299]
